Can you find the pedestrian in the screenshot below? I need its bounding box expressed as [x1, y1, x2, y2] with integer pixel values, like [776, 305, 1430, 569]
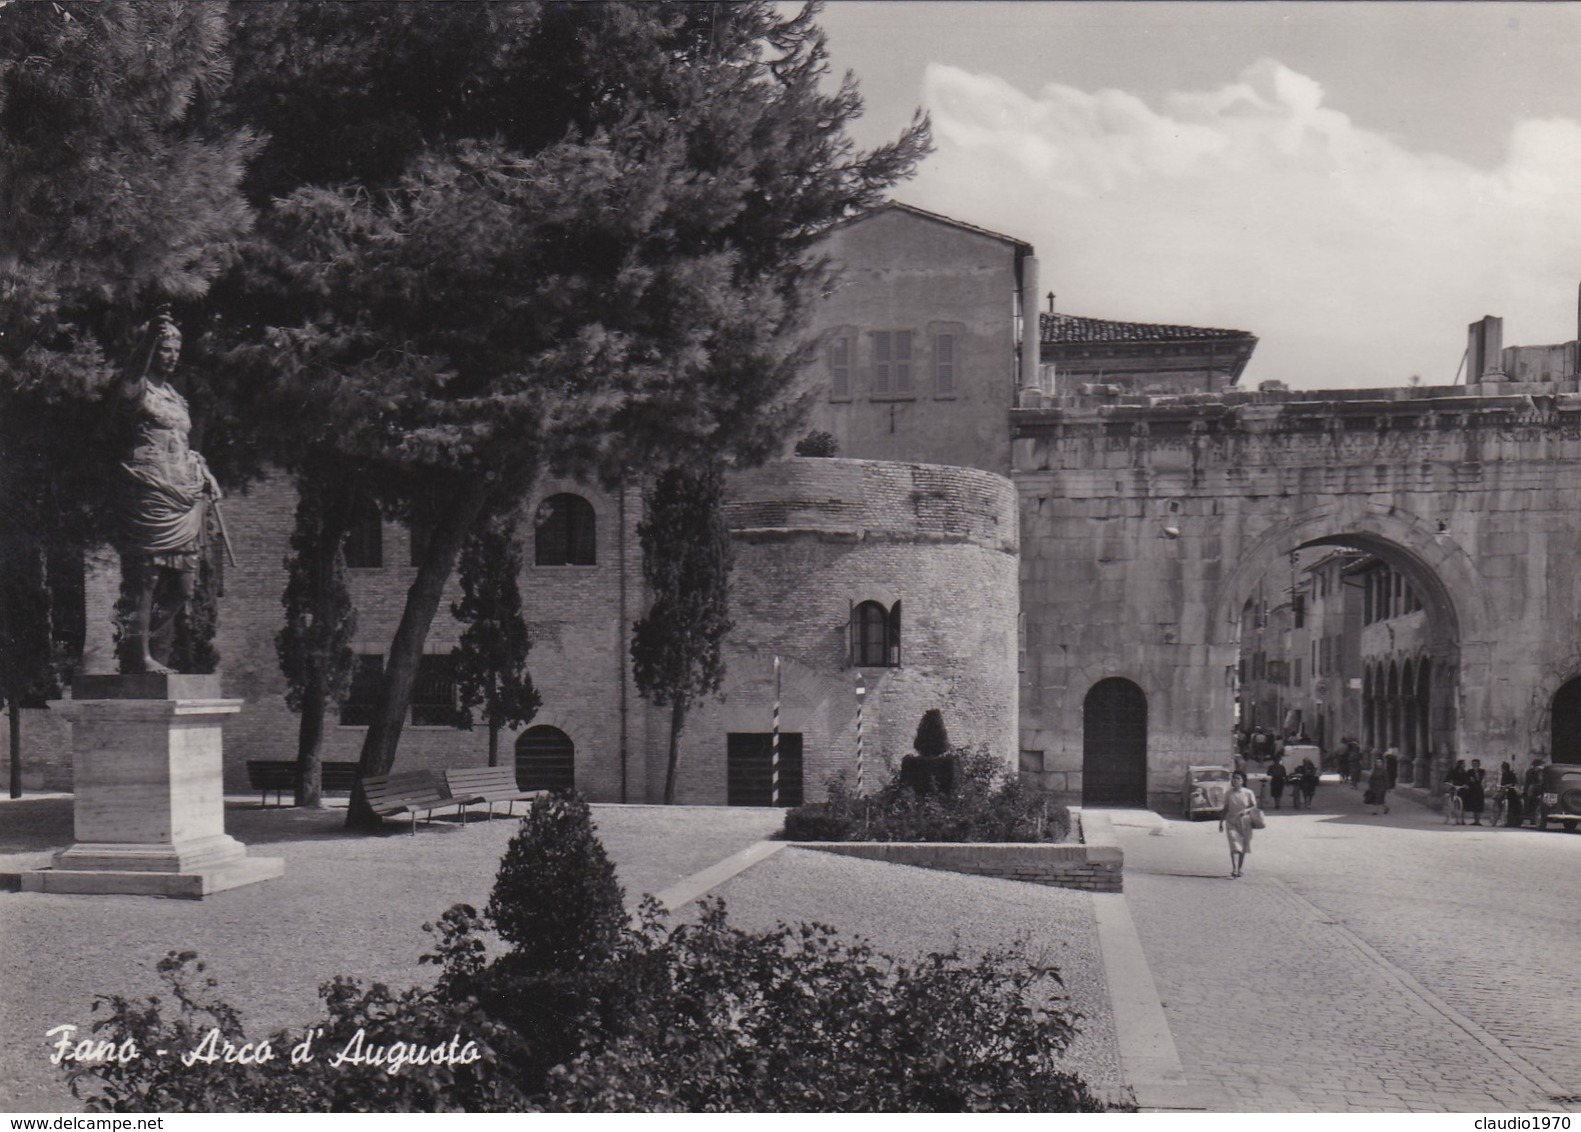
[1367, 754, 1390, 815]
[1336, 743, 1350, 787]
[1446, 758, 1470, 824]
[1219, 770, 1259, 878]
[1465, 758, 1487, 826]
[1498, 760, 1521, 827]
[1385, 746, 1399, 789]
[1349, 747, 1365, 789]
[1523, 755, 1546, 827]
[1299, 757, 1319, 808]
[1268, 754, 1287, 809]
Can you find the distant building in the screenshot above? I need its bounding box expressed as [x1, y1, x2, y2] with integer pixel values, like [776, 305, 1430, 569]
[1037, 311, 1256, 398]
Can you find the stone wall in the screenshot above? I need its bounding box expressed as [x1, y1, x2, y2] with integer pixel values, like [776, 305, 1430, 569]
[1015, 385, 1581, 810]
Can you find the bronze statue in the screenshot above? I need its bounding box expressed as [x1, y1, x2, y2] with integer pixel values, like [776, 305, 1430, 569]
[116, 312, 224, 674]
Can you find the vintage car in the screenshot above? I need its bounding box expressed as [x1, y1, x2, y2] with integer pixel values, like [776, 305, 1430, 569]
[1184, 765, 1233, 820]
[1533, 762, 1581, 832]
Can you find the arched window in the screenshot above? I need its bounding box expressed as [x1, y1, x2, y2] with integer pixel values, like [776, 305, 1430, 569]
[849, 599, 901, 667]
[534, 493, 596, 566]
[515, 725, 575, 792]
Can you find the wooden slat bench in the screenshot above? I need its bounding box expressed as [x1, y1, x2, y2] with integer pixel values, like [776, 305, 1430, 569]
[246, 760, 360, 807]
[444, 766, 548, 819]
[362, 770, 477, 834]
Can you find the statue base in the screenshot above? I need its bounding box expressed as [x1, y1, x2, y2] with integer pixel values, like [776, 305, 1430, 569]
[19, 678, 283, 899]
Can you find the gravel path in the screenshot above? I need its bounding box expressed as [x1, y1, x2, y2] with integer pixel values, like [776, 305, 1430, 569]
[0, 799, 779, 1113]
[0, 797, 1124, 1111]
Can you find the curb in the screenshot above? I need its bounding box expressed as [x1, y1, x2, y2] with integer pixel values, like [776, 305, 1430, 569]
[652, 839, 789, 912]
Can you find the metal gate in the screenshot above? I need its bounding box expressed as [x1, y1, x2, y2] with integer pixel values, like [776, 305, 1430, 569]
[1082, 677, 1148, 806]
[515, 725, 575, 793]
[726, 733, 804, 807]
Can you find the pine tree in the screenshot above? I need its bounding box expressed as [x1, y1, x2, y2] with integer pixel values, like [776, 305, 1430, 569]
[207, 1, 928, 826]
[631, 463, 735, 804]
[0, 1, 255, 782]
[451, 519, 540, 769]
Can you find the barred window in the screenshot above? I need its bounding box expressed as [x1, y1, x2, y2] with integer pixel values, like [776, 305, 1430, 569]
[339, 654, 384, 726]
[535, 493, 596, 566]
[411, 654, 461, 727]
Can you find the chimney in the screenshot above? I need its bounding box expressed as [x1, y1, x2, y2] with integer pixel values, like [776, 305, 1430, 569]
[1047, 291, 1056, 314]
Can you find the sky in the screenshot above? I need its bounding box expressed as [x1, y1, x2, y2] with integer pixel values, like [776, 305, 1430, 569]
[813, 2, 1581, 390]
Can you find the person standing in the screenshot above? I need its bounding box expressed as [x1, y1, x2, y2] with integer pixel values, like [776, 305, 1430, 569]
[1497, 761, 1521, 827]
[1465, 758, 1487, 826]
[1219, 770, 1259, 878]
[1268, 754, 1287, 809]
[1385, 747, 1400, 790]
[1523, 756, 1546, 827]
[1350, 748, 1366, 789]
[1367, 754, 1390, 815]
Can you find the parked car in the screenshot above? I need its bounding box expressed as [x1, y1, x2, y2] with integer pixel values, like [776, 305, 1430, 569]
[1184, 765, 1233, 820]
[1533, 762, 1581, 832]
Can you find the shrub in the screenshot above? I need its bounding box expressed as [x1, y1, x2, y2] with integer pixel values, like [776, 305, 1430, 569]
[486, 793, 625, 971]
[784, 745, 1072, 844]
[67, 793, 1108, 1112]
[913, 708, 951, 758]
[793, 430, 838, 457]
[544, 900, 1108, 1113]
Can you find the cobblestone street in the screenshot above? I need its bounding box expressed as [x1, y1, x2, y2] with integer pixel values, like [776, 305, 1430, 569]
[1111, 777, 1581, 1112]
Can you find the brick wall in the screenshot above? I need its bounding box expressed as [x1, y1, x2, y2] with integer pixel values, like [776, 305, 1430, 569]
[36, 459, 1018, 807]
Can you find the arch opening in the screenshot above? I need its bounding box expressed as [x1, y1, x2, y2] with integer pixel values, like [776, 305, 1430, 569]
[1082, 677, 1148, 806]
[1228, 530, 1460, 792]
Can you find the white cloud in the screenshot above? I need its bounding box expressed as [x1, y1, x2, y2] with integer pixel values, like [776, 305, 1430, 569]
[914, 61, 1581, 388]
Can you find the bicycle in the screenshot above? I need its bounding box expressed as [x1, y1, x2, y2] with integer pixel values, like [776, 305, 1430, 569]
[1443, 787, 1465, 825]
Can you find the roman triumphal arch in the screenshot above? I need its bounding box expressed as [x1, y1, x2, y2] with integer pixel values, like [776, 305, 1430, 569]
[1012, 383, 1581, 811]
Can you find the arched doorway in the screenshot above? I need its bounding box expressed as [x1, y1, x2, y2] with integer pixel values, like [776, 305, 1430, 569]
[1083, 678, 1148, 806]
[1551, 678, 1581, 764]
[515, 725, 575, 792]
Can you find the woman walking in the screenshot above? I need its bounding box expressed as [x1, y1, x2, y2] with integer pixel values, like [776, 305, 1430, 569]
[1367, 754, 1391, 815]
[1219, 770, 1259, 878]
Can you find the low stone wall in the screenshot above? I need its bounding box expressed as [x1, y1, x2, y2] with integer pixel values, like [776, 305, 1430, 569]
[791, 811, 1123, 892]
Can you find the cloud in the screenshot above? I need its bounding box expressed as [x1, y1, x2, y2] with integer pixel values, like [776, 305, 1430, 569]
[914, 61, 1581, 388]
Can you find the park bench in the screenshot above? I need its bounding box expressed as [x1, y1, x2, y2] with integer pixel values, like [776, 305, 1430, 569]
[246, 760, 360, 807]
[361, 770, 483, 834]
[444, 766, 547, 819]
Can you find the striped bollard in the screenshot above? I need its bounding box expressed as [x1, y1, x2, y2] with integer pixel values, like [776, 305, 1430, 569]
[855, 671, 867, 795]
[771, 655, 781, 806]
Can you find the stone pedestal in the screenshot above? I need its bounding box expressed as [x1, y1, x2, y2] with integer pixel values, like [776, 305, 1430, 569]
[20, 675, 283, 898]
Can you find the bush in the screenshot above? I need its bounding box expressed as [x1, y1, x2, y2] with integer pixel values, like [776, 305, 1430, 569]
[67, 792, 1108, 1113]
[485, 794, 625, 971]
[793, 430, 838, 457]
[544, 901, 1108, 1113]
[784, 745, 1072, 844]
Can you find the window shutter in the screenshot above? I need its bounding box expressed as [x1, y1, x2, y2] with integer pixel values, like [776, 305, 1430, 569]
[894, 331, 912, 393]
[873, 331, 891, 393]
[830, 336, 850, 399]
[936, 332, 955, 396]
[847, 599, 855, 668]
[888, 600, 902, 666]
